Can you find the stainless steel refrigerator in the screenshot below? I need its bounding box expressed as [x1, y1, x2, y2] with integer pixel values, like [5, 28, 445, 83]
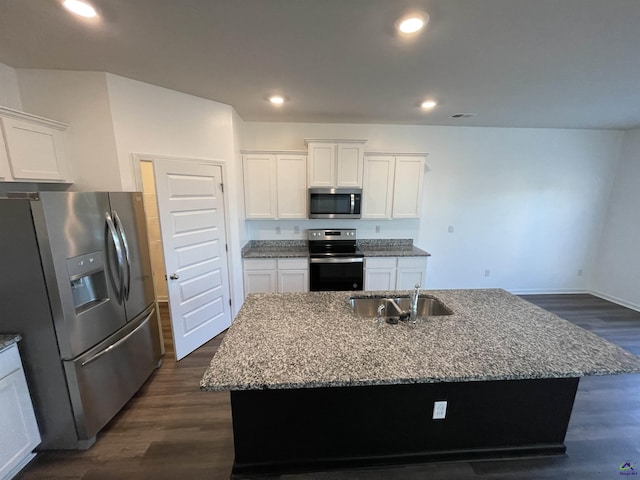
[0, 191, 162, 449]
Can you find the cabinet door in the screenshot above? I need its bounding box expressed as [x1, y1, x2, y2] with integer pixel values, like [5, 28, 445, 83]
[0, 346, 41, 479]
[362, 155, 395, 219]
[1, 117, 69, 181]
[278, 270, 309, 292]
[396, 257, 428, 290]
[336, 143, 364, 187]
[392, 156, 425, 218]
[277, 154, 307, 219]
[243, 259, 277, 295]
[243, 154, 277, 219]
[307, 143, 336, 187]
[365, 269, 396, 291]
[0, 126, 11, 180]
[243, 269, 277, 294]
[277, 258, 309, 292]
[364, 257, 397, 291]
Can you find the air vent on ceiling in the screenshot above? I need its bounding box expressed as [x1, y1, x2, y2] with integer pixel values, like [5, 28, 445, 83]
[451, 113, 476, 119]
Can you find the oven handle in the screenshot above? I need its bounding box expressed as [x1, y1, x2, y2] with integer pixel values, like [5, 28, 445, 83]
[310, 257, 364, 264]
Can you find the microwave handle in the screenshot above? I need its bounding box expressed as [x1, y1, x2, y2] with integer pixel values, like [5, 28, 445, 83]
[350, 194, 355, 215]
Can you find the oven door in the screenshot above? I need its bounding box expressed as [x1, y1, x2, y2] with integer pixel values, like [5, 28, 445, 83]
[309, 257, 364, 291]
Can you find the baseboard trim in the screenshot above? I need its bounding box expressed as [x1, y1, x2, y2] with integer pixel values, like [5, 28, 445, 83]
[587, 290, 640, 313]
[508, 288, 588, 295]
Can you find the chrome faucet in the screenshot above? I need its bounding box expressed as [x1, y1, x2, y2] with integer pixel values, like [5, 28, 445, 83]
[410, 284, 421, 323]
[382, 297, 412, 323]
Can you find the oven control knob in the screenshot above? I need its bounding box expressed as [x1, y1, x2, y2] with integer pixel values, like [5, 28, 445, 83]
[353, 283, 358, 289]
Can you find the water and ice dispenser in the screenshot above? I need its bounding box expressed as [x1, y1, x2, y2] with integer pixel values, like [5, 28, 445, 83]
[67, 252, 108, 314]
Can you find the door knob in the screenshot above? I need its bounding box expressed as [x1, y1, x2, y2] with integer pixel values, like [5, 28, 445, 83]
[169, 273, 179, 280]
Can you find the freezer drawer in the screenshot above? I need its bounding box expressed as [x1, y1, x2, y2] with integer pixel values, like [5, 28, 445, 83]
[63, 305, 161, 444]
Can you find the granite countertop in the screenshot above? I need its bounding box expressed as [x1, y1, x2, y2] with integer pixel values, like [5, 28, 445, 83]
[358, 240, 430, 257]
[200, 289, 640, 392]
[241, 240, 308, 259]
[241, 239, 430, 259]
[0, 334, 21, 352]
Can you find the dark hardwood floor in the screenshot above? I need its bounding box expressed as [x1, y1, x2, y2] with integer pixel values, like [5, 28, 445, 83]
[16, 295, 640, 479]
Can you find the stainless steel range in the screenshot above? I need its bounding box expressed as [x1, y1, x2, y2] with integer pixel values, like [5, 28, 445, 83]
[308, 229, 364, 291]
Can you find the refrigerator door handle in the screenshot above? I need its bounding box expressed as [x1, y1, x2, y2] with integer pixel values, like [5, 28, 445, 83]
[113, 210, 131, 300]
[80, 308, 155, 367]
[105, 211, 125, 303]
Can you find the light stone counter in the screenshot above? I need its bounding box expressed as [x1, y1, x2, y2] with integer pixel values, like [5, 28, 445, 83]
[240, 239, 430, 258]
[200, 289, 640, 391]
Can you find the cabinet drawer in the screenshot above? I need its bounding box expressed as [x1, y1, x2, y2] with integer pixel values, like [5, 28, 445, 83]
[0, 343, 21, 380]
[365, 257, 397, 269]
[244, 259, 277, 270]
[277, 258, 308, 270]
[397, 257, 428, 269]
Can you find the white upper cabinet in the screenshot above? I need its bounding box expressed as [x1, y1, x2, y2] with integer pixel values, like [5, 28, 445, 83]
[242, 151, 307, 219]
[0, 106, 71, 183]
[243, 152, 277, 219]
[276, 154, 307, 219]
[392, 155, 426, 218]
[362, 155, 395, 219]
[362, 153, 427, 219]
[305, 139, 366, 187]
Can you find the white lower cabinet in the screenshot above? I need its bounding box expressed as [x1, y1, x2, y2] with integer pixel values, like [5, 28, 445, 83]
[277, 259, 309, 293]
[364, 257, 428, 291]
[396, 257, 428, 290]
[244, 258, 309, 295]
[364, 257, 397, 291]
[0, 343, 41, 480]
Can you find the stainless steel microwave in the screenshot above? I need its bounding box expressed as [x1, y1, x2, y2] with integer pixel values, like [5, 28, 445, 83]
[308, 188, 362, 219]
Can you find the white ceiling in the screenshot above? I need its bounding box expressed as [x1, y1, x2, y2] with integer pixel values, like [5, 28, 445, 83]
[1, 0, 640, 129]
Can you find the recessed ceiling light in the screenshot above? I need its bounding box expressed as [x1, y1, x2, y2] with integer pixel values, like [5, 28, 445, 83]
[63, 0, 97, 18]
[269, 95, 285, 105]
[421, 100, 437, 110]
[398, 14, 429, 34]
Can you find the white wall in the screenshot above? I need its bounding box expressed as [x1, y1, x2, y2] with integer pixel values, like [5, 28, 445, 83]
[242, 122, 623, 294]
[592, 128, 640, 310]
[0, 62, 22, 110]
[104, 74, 245, 314]
[16, 69, 122, 190]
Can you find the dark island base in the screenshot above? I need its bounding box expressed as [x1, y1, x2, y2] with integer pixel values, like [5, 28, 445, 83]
[230, 377, 580, 478]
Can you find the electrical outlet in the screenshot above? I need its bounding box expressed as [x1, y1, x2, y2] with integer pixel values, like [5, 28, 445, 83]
[375, 225, 381, 233]
[294, 225, 300, 234]
[484, 269, 490, 277]
[275, 226, 281, 235]
[577, 269, 583, 277]
[448, 225, 454, 233]
[433, 401, 447, 419]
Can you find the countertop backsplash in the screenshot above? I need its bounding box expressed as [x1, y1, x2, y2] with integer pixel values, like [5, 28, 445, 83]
[245, 219, 421, 241]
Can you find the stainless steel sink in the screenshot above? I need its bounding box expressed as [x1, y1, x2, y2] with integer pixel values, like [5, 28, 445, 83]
[349, 295, 453, 318]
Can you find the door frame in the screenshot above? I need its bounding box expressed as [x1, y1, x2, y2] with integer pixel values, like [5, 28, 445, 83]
[130, 153, 241, 329]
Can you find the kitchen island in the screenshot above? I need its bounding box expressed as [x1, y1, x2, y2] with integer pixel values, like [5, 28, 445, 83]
[201, 289, 640, 477]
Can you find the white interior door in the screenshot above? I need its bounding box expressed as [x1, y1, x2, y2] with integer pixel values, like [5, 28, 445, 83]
[153, 160, 231, 360]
